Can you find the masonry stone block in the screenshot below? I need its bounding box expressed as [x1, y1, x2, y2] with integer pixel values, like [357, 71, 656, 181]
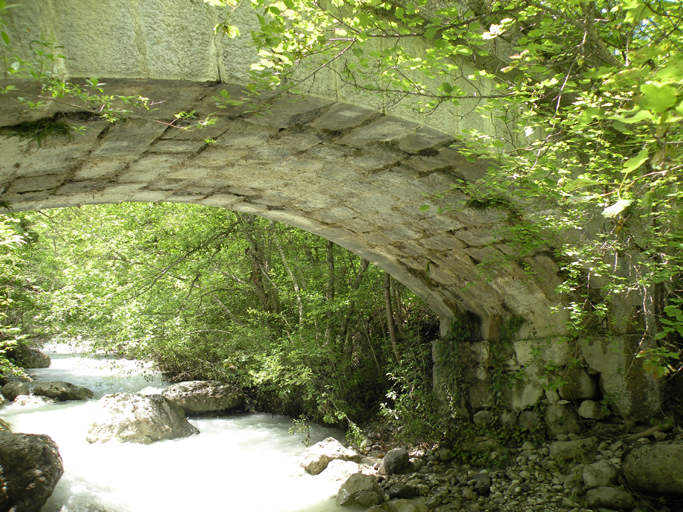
[501, 379, 545, 411]
[581, 336, 662, 421]
[9, 175, 66, 194]
[310, 104, 378, 132]
[245, 97, 334, 129]
[151, 139, 207, 154]
[341, 117, 419, 147]
[559, 368, 597, 401]
[514, 338, 570, 368]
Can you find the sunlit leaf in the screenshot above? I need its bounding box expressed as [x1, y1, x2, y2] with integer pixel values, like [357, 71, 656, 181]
[602, 199, 633, 218]
[639, 83, 678, 113]
[621, 149, 649, 174]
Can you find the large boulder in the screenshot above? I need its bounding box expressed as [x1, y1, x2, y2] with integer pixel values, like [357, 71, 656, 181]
[10, 344, 51, 369]
[86, 393, 199, 444]
[33, 381, 93, 401]
[585, 487, 634, 509]
[0, 432, 64, 512]
[161, 380, 244, 414]
[622, 442, 683, 495]
[336, 473, 383, 507]
[301, 437, 361, 475]
[1, 381, 30, 401]
[378, 447, 410, 475]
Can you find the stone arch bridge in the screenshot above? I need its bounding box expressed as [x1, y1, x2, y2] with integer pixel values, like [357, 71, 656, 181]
[0, 0, 661, 422]
[0, 0, 566, 342]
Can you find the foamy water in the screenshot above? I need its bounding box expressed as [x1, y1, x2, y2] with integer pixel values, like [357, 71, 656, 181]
[2, 346, 347, 512]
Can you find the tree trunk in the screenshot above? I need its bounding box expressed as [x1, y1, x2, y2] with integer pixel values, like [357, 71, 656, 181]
[236, 214, 280, 320]
[384, 272, 401, 364]
[339, 259, 369, 345]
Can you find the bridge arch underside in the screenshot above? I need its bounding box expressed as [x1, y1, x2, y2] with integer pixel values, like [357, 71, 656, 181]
[0, 80, 566, 340]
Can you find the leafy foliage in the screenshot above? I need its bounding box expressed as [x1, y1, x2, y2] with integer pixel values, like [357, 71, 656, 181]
[0, 214, 39, 378]
[23, 204, 439, 424]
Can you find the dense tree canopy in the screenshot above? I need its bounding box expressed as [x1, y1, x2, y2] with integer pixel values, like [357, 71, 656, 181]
[9, 204, 439, 431]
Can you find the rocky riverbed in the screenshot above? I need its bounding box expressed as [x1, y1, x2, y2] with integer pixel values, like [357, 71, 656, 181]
[307, 423, 683, 512]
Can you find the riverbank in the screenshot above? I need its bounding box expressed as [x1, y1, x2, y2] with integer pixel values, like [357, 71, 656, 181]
[331, 419, 683, 512]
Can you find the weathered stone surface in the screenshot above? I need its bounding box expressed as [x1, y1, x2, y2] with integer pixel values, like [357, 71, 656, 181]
[320, 459, 361, 482]
[0, 432, 64, 512]
[622, 442, 683, 495]
[12, 395, 57, 407]
[33, 380, 94, 401]
[471, 473, 491, 496]
[472, 410, 494, 426]
[513, 338, 570, 367]
[336, 473, 383, 507]
[544, 403, 582, 437]
[549, 438, 597, 461]
[161, 380, 244, 414]
[387, 498, 429, 512]
[2, 381, 30, 401]
[301, 437, 361, 475]
[9, 344, 51, 368]
[501, 379, 544, 411]
[389, 482, 418, 500]
[583, 460, 618, 489]
[581, 336, 662, 421]
[558, 368, 596, 400]
[379, 447, 411, 475]
[518, 410, 540, 430]
[578, 399, 609, 420]
[86, 393, 199, 444]
[585, 487, 634, 509]
[0, 81, 567, 345]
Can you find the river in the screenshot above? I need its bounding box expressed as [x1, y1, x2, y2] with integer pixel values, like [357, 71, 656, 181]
[2, 345, 348, 512]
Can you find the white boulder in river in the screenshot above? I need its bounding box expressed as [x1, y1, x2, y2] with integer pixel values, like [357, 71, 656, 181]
[86, 393, 199, 444]
[301, 437, 361, 475]
[161, 380, 244, 414]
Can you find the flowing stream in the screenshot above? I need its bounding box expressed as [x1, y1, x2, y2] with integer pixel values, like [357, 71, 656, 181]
[2, 345, 348, 512]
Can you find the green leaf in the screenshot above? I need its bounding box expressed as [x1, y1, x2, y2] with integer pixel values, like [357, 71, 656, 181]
[564, 177, 599, 192]
[676, 100, 683, 117]
[419, 204, 431, 212]
[1, 30, 9, 47]
[602, 199, 633, 218]
[639, 83, 678, 113]
[424, 27, 437, 39]
[621, 149, 649, 174]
